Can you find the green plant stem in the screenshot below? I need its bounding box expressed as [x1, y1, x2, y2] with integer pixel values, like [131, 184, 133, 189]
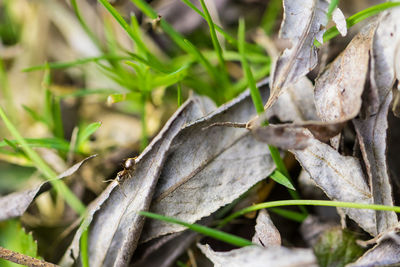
[177, 83, 182, 107]
[140, 94, 148, 151]
[322, 2, 400, 44]
[0, 106, 86, 215]
[140, 211, 253, 247]
[238, 19, 305, 213]
[219, 200, 400, 227]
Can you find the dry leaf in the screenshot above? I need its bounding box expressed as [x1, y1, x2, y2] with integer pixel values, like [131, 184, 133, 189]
[0, 155, 95, 222]
[267, 0, 331, 109]
[292, 133, 377, 236]
[250, 121, 344, 150]
[252, 209, 281, 247]
[198, 244, 318, 267]
[353, 92, 397, 234]
[314, 24, 376, 122]
[265, 76, 320, 123]
[60, 96, 214, 267]
[141, 88, 275, 242]
[348, 225, 400, 267]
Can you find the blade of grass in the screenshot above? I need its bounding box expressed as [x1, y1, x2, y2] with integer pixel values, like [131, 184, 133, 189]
[97, 0, 148, 53]
[326, 0, 340, 20]
[219, 200, 400, 227]
[269, 170, 295, 190]
[269, 208, 308, 223]
[238, 19, 306, 214]
[322, 2, 400, 44]
[77, 122, 102, 148]
[23, 55, 131, 72]
[0, 106, 85, 215]
[70, 0, 101, 49]
[260, 0, 282, 35]
[177, 82, 182, 107]
[198, 0, 229, 87]
[0, 138, 71, 152]
[140, 211, 253, 247]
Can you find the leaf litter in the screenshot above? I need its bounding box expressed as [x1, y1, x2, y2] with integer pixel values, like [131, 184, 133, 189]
[6, 1, 400, 266]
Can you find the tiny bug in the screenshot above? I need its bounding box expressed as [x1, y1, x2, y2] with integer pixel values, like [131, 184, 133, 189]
[116, 157, 137, 182]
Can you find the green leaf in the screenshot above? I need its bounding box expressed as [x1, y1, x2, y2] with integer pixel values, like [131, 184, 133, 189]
[269, 208, 307, 223]
[314, 228, 365, 267]
[140, 211, 253, 247]
[0, 219, 39, 267]
[0, 138, 71, 152]
[77, 122, 102, 149]
[269, 170, 295, 190]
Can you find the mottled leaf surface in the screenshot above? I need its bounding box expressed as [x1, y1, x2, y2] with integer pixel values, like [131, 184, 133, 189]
[267, 0, 330, 109]
[60, 97, 214, 267]
[141, 88, 275, 242]
[314, 24, 376, 122]
[292, 134, 376, 236]
[199, 244, 318, 267]
[252, 209, 281, 247]
[0, 155, 95, 222]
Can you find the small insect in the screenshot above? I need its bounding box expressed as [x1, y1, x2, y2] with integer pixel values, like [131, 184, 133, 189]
[116, 157, 137, 182]
[104, 157, 137, 197]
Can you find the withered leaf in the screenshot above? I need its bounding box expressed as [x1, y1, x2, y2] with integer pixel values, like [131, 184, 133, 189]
[267, 0, 331, 109]
[0, 155, 96, 222]
[314, 24, 376, 122]
[353, 92, 397, 234]
[292, 133, 377, 236]
[60, 96, 215, 267]
[198, 244, 318, 267]
[250, 121, 344, 150]
[141, 87, 275, 242]
[252, 209, 281, 247]
[348, 225, 400, 267]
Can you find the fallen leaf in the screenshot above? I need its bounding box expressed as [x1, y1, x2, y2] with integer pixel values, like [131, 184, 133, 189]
[292, 133, 377, 236]
[267, 0, 331, 109]
[252, 209, 281, 247]
[0, 155, 96, 222]
[141, 87, 275, 242]
[347, 225, 400, 267]
[250, 121, 344, 150]
[265, 76, 320, 123]
[198, 244, 318, 267]
[60, 96, 215, 267]
[353, 92, 397, 234]
[314, 24, 376, 122]
[332, 7, 347, 37]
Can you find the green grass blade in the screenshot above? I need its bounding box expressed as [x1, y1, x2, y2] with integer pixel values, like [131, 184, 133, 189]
[269, 170, 295, 190]
[70, 0, 101, 49]
[140, 211, 253, 247]
[23, 55, 131, 72]
[0, 138, 71, 152]
[238, 19, 264, 114]
[97, 0, 147, 53]
[151, 65, 188, 87]
[80, 227, 89, 267]
[77, 122, 102, 148]
[269, 208, 308, 223]
[199, 0, 227, 77]
[0, 106, 85, 215]
[261, 0, 282, 35]
[219, 200, 400, 227]
[323, 2, 400, 43]
[327, 0, 340, 20]
[177, 82, 182, 107]
[232, 64, 270, 94]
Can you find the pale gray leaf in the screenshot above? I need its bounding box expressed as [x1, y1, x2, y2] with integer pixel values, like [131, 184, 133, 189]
[198, 244, 318, 267]
[353, 92, 397, 234]
[141, 88, 275, 242]
[347, 226, 400, 267]
[0, 155, 95, 222]
[266, 76, 319, 123]
[266, 0, 330, 109]
[250, 122, 344, 150]
[292, 134, 376, 236]
[314, 24, 376, 122]
[60, 96, 213, 267]
[332, 7, 347, 37]
[252, 209, 281, 247]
